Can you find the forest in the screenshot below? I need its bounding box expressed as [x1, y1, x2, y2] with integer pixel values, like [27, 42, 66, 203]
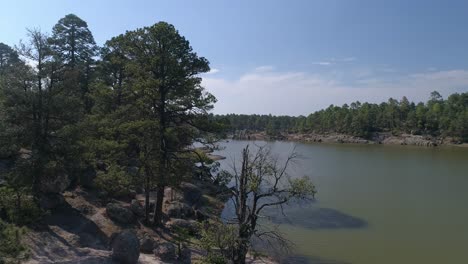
[217, 91, 468, 141]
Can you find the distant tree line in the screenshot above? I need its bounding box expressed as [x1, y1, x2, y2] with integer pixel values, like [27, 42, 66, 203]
[216, 91, 468, 142]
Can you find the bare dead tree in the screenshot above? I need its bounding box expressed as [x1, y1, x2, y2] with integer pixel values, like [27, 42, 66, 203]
[223, 144, 316, 264]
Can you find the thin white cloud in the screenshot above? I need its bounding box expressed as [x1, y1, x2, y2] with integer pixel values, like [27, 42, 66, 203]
[312, 61, 333, 66]
[206, 68, 220, 74]
[203, 67, 468, 116]
[254, 65, 275, 72]
[311, 57, 356, 66]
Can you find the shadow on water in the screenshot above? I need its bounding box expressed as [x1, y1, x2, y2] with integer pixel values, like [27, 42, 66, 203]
[249, 206, 366, 264]
[269, 207, 368, 230]
[221, 198, 366, 263]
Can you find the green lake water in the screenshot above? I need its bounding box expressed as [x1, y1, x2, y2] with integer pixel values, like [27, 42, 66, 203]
[215, 140, 468, 264]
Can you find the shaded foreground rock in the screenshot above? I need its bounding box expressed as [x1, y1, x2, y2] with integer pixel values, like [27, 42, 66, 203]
[139, 235, 156, 254]
[111, 230, 140, 264]
[106, 203, 135, 224]
[130, 199, 145, 217]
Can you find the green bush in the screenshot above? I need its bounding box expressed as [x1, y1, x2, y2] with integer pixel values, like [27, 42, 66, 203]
[0, 187, 43, 226]
[0, 220, 28, 263]
[94, 166, 132, 198]
[198, 221, 237, 264]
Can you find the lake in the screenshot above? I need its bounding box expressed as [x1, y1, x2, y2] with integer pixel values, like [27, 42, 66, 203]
[214, 140, 468, 264]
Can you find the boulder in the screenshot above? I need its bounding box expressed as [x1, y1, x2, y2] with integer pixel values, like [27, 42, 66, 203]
[140, 235, 156, 254]
[130, 199, 145, 217]
[106, 203, 135, 224]
[180, 182, 202, 206]
[166, 218, 199, 235]
[154, 242, 176, 261]
[111, 230, 140, 264]
[166, 201, 194, 218]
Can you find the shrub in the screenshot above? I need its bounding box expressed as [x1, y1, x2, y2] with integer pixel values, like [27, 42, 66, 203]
[198, 221, 237, 264]
[0, 187, 43, 226]
[0, 220, 28, 263]
[94, 166, 132, 198]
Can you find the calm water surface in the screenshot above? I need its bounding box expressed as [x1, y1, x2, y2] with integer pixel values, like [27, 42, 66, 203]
[214, 140, 468, 264]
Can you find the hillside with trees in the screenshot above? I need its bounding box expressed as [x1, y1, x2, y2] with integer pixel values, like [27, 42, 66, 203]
[217, 91, 468, 143]
[0, 14, 317, 264]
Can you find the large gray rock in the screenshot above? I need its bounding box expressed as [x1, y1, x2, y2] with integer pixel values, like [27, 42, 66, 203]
[166, 201, 194, 218]
[130, 199, 145, 217]
[112, 230, 140, 264]
[180, 182, 202, 205]
[139, 235, 156, 253]
[106, 203, 135, 224]
[154, 242, 176, 261]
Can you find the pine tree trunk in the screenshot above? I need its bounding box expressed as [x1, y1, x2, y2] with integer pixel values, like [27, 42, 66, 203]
[233, 242, 248, 264]
[153, 185, 165, 225]
[144, 184, 150, 224]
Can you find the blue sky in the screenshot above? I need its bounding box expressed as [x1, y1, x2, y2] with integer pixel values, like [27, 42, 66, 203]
[2, 0, 468, 115]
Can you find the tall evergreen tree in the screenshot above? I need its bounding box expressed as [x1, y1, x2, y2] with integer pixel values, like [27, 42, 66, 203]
[50, 14, 96, 68]
[86, 22, 216, 225]
[50, 14, 98, 111]
[1, 29, 82, 196]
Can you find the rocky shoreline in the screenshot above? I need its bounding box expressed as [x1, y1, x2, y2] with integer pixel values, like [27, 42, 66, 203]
[231, 131, 467, 148]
